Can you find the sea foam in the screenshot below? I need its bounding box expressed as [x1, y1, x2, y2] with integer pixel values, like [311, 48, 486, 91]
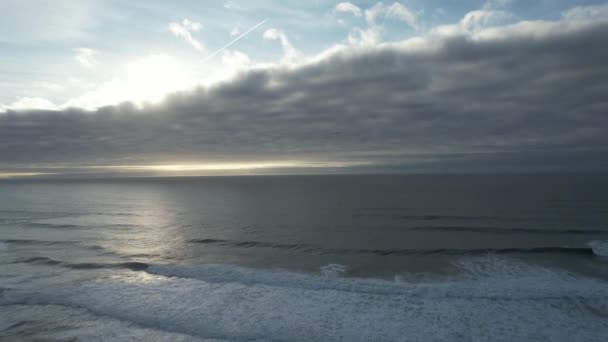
[2, 256, 608, 342]
[589, 240, 608, 257]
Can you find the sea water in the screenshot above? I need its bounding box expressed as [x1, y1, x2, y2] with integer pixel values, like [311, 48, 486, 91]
[1, 174, 607, 341]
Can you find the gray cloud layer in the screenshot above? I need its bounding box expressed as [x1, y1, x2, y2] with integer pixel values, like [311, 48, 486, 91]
[2, 18, 608, 175]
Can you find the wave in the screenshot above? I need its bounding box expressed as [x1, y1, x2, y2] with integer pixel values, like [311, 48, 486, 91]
[0, 239, 79, 246]
[355, 213, 544, 222]
[22, 222, 83, 229]
[589, 240, 608, 257]
[20, 222, 138, 230]
[2, 304, 214, 342]
[189, 238, 599, 257]
[408, 225, 608, 235]
[397, 214, 514, 221]
[0, 239, 110, 252]
[12, 255, 604, 299]
[3, 257, 608, 341]
[145, 256, 608, 299]
[11, 256, 149, 271]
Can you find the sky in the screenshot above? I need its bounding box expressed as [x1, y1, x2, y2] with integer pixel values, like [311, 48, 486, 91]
[1, 0, 607, 177]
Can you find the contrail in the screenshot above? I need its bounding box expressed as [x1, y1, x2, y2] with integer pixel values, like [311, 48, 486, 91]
[203, 19, 268, 62]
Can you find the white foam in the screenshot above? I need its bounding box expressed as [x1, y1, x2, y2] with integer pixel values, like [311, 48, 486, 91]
[589, 240, 608, 257]
[320, 263, 347, 278]
[3, 257, 608, 341]
[145, 258, 608, 299]
[1, 304, 224, 342]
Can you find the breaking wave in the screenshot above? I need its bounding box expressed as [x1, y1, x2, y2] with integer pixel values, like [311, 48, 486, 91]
[2, 256, 608, 341]
[589, 240, 608, 257]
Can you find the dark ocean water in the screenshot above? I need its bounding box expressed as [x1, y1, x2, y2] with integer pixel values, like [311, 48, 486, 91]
[1, 174, 608, 341]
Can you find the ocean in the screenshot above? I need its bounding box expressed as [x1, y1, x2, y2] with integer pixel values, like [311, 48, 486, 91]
[1, 174, 607, 341]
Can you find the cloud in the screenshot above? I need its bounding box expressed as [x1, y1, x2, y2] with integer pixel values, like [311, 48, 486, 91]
[2, 10, 608, 174]
[432, 9, 513, 36]
[562, 4, 608, 21]
[350, 2, 417, 46]
[385, 3, 418, 28]
[263, 28, 301, 64]
[365, 2, 385, 24]
[335, 2, 362, 17]
[1, 97, 58, 111]
[221, 50, 251, 71]
[74, 48, 97, 68]
[224, 1, 245, 11]
[230, 25, 241, 37]
[168, 19, 204, 51]
[460, 10, 513, 32]
[365, 2, 417, 28]
[203, 19, 268, 63]
[347, 26, 384, 46]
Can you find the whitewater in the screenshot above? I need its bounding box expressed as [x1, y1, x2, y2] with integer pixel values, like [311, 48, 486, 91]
[3, 252, 608, 341]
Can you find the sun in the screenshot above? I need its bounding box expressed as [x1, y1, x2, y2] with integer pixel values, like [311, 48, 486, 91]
[64, 54, 198, 109]
[124, 54, 194, 105]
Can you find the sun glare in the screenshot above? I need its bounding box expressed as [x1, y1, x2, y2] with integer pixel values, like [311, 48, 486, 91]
[0, 172, 52, 179]
[125, 54, 193, 104]
[64, 54, 198, 109]
[120, 161, 367, 172]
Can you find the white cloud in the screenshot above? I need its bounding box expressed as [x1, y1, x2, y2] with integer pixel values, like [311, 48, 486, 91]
[346, 2, 417, 47]
[221, 50, 251, 70]
[168, 19, 204, 51]
[335, 2, 362, 17]
[432, 9, 513, 36]
[224, 1, 244, 11]
[365, 2, 386, 25]
[74, 48, 97, 68]
[461, 10, 512, 31]
[263, 28, 301, 65]
[386, 3, 417, 29]
[1, 97, 58, 112]
[365, 2, 417, 29]
[347, 26, 384, 46]
[562, 4, 608, 21]
[230, 25, 241, 37]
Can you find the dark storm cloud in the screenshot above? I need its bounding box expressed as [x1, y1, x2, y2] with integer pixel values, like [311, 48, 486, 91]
[1, 18, 608, 174]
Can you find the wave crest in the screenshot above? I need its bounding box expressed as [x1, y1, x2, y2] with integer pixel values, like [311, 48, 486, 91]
[589, 240, 608, 257]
